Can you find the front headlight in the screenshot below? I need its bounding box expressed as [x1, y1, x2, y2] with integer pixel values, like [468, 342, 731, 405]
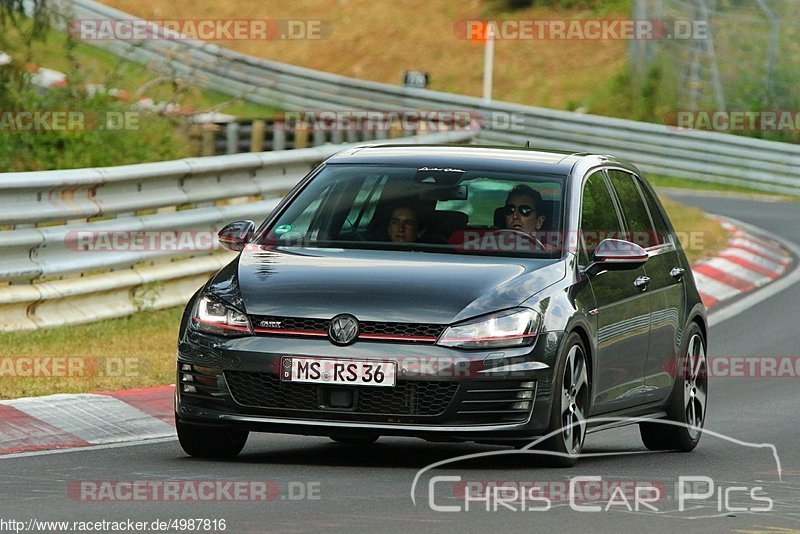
[191, 295, 252, 336]
[437, 308, 541, 349]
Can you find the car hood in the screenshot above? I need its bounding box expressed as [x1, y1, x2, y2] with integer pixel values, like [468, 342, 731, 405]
[209, 245, 566, 325]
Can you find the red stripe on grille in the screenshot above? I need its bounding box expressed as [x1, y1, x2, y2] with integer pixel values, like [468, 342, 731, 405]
[254, 328, 328, 336]
[359, 333, 438, 342]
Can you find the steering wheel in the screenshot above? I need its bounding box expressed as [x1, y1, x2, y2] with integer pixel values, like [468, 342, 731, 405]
[495, 228, 546, 250]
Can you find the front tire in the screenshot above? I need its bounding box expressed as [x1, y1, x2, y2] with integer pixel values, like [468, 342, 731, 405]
[537, 332, 590, 467]
[176, 416, 249, 458]
[640, 323, 707, 451]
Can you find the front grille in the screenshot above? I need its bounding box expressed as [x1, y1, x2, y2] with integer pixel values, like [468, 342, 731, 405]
[360, 321, 444, 339]
[252, 316, 329, 333]
[249, 315, 445, 342]
[224, 371, 457, 416]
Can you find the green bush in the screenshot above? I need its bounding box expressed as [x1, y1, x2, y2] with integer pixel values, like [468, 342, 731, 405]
[0, 82, 191, 172]
[0, 0, 190, 172]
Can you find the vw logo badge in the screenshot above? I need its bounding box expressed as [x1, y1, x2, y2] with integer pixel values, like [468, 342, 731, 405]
[328, 314, 359, 345]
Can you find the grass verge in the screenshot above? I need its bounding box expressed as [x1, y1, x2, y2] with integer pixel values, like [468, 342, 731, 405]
[0, 194, 728, 399]
[649, 174, 800, 202]
[0, 308, 182, 399]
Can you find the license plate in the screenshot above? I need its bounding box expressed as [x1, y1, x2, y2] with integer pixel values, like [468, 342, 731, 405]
[280, 357, 397, 387]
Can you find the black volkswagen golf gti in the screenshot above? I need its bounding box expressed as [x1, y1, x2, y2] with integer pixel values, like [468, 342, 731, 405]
[175, 145, 708, 465]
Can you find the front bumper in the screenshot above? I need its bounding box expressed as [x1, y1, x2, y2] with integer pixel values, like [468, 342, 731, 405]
[175, 329, 565, 442]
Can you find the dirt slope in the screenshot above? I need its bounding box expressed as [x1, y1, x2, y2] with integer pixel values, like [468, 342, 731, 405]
[97, 0, 628, 109]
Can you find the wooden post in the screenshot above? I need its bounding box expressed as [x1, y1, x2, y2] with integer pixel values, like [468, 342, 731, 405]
[389, 120, 403, 139]
[294, 123, 309, 149]
[201, 125, 216, 156]
[189, 124, 203, 156]
[250, 120, 266, 152]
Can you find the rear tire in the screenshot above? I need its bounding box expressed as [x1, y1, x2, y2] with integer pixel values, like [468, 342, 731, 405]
[176, 416, 248, 458]
[536, 332, 590, 467]
[640, 323, 707, 451]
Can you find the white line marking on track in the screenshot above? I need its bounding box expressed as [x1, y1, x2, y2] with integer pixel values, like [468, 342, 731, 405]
[709, 216, 800, 327]
[720, 247, 786, 273]
[693, 272, 742, 301]
[701, 257, 772, 285]
[2, 394, 174, 444]
[0, 436, 176, 460]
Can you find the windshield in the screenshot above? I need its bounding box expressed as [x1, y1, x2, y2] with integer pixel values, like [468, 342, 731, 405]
[256, 164, 567, 258]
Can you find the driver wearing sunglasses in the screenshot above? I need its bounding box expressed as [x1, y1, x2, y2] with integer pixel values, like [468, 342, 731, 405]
[503, 184, 546, 233]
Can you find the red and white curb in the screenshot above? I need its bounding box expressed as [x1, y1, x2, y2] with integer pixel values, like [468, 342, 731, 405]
[0, 221, 794, 457]
[0, 386, 174, 455]
[692, 220, 792, 308]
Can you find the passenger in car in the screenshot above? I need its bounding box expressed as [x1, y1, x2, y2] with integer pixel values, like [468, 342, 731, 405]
[387, 203, 425, 243]
[386, 202, 448, 244]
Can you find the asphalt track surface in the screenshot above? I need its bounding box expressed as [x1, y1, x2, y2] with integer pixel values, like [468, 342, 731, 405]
[1, 192, 798, 534]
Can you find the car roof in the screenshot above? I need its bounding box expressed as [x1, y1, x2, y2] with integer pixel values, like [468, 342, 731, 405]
[325, 144, 634, 175]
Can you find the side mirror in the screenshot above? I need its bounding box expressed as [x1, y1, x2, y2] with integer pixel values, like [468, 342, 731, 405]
[584, 238, 648, 276]
[218, 220, 255, 251]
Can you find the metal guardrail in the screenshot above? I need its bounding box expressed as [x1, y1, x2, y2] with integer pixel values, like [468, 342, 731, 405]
[5, 0, 800, 331]
[49, 0, 800, 196]
[0, 130, 476, 330]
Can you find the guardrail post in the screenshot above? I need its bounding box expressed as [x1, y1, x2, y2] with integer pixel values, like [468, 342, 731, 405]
[312, 128, 326, 147]
[250, 120, 266, 152]
[226, 122, 240, 155]
[273, 122, 286, 151]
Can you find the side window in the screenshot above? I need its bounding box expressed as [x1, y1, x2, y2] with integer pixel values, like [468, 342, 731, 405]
[637, 179, 671, 246]
[607, 170, 660, 249]
[580, 171, 624, 262]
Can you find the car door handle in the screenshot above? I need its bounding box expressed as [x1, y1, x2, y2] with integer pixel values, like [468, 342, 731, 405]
[634, 276, 651, 289]
[670, 267, 685, 280]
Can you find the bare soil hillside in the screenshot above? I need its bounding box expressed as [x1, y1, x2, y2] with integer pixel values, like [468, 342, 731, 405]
[97, 0, 628, 109]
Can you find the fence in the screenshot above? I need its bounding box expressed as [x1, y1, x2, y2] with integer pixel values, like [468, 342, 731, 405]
[5, 0, 800, 331]
[192, 113, 471, 156]
[0, 130, 476, 330]
[39, 0, 800, 196]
